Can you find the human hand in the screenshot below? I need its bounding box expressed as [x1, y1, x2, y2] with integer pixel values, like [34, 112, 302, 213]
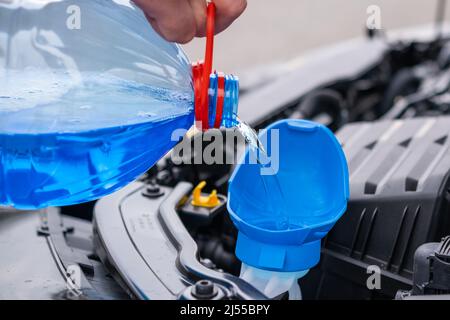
[133, 0, 247, 44]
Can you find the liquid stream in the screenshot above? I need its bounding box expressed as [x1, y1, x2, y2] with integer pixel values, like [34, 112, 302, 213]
[234, 118, 292, 231]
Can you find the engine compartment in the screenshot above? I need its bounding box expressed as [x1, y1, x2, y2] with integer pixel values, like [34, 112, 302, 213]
[1, 28, 449, 300]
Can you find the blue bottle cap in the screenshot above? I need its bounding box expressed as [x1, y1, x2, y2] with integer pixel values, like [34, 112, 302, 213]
[227, 119, 349, 272]
[207, 73, 239, 128]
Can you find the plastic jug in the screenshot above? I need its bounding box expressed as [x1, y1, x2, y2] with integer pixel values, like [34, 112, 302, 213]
[227, 119, 349, 298]
[0, 0, 238, 209]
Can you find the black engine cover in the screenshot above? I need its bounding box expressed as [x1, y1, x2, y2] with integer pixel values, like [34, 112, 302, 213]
[301, 116, 450, 299]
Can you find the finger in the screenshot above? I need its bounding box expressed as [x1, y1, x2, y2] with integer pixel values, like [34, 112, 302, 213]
[144, 13, 164, 38]
[133, 0, 197, 44]
[188, 0, 207, 37]
[213, 0, 247, 34]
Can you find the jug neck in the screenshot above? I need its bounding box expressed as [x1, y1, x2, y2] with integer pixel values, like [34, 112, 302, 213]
[191, 2, 238, 131]
[192, 63, 239, 131]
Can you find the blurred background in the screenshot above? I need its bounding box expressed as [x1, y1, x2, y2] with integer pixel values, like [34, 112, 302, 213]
[183, 0, 450, 74]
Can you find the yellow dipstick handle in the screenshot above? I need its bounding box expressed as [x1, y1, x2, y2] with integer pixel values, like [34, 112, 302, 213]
[191, 181, 220, 208]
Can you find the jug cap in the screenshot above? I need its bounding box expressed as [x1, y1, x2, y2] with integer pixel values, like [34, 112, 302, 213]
[192, 2, 238, 131]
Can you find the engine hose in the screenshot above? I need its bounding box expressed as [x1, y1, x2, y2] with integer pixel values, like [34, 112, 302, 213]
[379, 68, 421, 116]
[295, 89, 347, 131]
[199, 238, 241, 275]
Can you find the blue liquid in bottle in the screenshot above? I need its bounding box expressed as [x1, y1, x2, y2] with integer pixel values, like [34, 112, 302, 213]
[0, 71, 194, 209]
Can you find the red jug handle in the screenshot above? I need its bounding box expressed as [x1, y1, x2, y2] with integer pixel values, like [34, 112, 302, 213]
[192, 2, 223, 131]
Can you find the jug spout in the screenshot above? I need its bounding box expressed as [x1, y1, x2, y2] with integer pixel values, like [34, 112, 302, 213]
[192, 62, 239, 131]
[209, 73, 239, 129]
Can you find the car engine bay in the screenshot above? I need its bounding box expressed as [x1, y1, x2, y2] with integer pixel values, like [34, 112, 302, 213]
[0, 26, 449, 300]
